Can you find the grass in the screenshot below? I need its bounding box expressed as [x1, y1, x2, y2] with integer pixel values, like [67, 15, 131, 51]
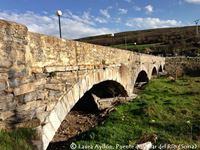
[71, 76, 200, 149]
[0, 128, 36, 150]
[111, 43, 161, 51]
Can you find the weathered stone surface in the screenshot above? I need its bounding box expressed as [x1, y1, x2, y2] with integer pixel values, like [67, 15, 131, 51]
[0, 94, 15, 111]
[31, 67, 44, 73]
[0, 111, 15, 121]
[45, 84, 64, 91]
[0, 73, 8, 80]
[13, 79, 46, 96]
[0, 81, 6, 91]
[23, 91, 37, 103]
[15, 118, 40, 128]
[45, 101, 57, 112]
[13, 83, 36, 96]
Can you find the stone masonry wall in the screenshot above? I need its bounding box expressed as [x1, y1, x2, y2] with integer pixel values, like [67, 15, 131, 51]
[0, 19, 164, 130]
[165, 57, 200, 77]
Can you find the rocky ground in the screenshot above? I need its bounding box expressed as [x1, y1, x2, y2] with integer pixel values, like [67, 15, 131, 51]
[52, 110, 103, 142]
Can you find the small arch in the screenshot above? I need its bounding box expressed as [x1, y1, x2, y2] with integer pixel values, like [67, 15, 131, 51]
[152, 67, 157, 76]
[159, 65, 163, 72]
[72, 80, 128, 112]
[134, 70, 149, 88]
[163, 65, 166, 71]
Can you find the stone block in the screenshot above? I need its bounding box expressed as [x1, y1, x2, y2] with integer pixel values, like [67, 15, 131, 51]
[0, 94, 15, 111]
[72, 83, 80, 102]
[45, 101, 56, 112]
[31, 67, 44, 73]
[47, 110, 61, 131]
[13, 79, 46, 96]
[0, 80, 6, 91]
[0, 73, 8, 80]
[66, 90, 75, 110]
[36, 112, 49, 123]
[42, 122, 55, 142]
[37, 90, 48, 100]
[0, 60, 12, 68]
[13, 83, 36, 96]
[23, 91, 37, 103]
[44, 66, 65, 72]
[0, 68, 9, 73]
[0, 111, 14, 121]
[42, 134, 50, 150]
[54, 101, 67, 122]
[45, 84, 64, 91]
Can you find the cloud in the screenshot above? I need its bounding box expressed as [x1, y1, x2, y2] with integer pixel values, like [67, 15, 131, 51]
[95, 17, 108, 23]
[0, 10, 114, 39]
[144, 5, 154, 13]
[99, 7, 112, 18]
[133, 6, 141, 11]
[118, 8, 128, 14]
[126, 17, 182, 29]
[124, 0, 132, 3]
[184, 0, 200, 4]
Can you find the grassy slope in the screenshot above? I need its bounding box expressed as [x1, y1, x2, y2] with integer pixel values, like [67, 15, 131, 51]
[78, 26, 200, 56]
[0, 128, 35, 150]
[73, 77, 200, 149]
[111, 43, 161, 51]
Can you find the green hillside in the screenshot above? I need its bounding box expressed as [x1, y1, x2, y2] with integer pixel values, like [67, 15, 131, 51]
[77, 26, 200, 56]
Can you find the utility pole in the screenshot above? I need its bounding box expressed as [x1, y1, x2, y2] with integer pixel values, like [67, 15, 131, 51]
[194, 19, 200, 37]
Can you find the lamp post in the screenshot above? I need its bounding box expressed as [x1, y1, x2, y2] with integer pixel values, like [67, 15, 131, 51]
[56, 10, 62, 38]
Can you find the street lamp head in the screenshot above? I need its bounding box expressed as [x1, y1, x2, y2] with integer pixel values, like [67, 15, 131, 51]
[56, 10, 62, 16]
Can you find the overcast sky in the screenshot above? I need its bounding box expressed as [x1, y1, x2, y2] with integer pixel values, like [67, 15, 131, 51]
[0, 0, 200, 39]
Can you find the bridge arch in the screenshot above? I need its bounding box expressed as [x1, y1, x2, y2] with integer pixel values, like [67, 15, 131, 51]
[152, 66, 158, 76]
[72, 80, 128, 112]
[159, 65, 163, 72]
[135, 70, 149, 84]
[40, 67, 130, 150]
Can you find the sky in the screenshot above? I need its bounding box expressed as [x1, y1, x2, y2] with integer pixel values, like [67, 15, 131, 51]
[0, 0, 200, 39]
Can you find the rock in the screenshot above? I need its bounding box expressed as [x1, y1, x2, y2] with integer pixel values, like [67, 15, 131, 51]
[168, 76, 176, 82]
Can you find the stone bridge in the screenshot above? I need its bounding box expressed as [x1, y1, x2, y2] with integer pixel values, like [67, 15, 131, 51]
[0, 20, 165, 150]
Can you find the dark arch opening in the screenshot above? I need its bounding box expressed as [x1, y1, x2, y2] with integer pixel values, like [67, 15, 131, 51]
[163, 65, 166, 71]
[134, 70, 149, 88]
[152, 67, 157, 76]
[159, 65, 163, 72]
[72, 80, 128, 113]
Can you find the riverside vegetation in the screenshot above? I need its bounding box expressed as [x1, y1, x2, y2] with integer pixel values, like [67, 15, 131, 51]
[1, 76, 200, 150]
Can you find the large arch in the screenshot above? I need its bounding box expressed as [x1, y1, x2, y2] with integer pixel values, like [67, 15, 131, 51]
[39, 67, 130, 150]
[72, 80, 128, 113]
